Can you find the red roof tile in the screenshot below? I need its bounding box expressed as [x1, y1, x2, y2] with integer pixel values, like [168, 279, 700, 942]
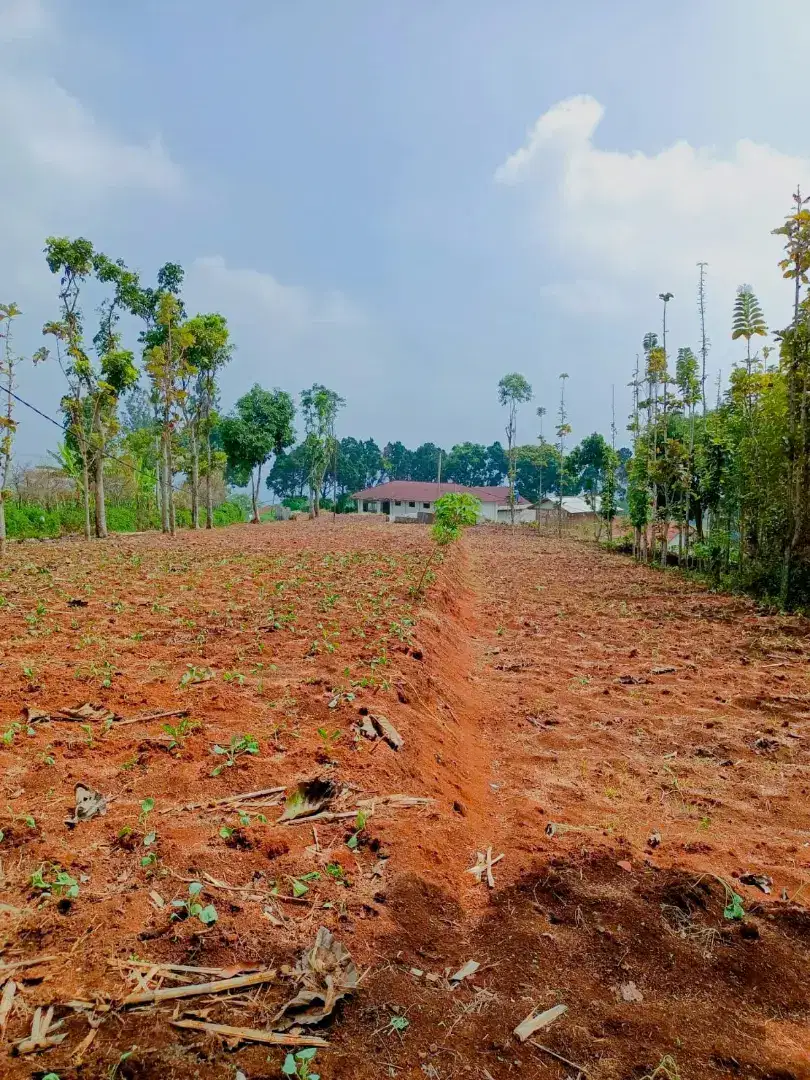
[351, 481, 530, 506]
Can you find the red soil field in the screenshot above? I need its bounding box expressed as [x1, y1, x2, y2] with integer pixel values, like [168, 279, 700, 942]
[0, 518, 808, 1079]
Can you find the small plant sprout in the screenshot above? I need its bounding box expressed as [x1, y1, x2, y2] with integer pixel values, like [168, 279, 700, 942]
[30, 863, 79, 900]
[288, 871, 320, 897]
[179, 664, 213, 688]
[316, 727, 341, 752]
[413, 492, 479, 595]
[162, 715, 200, 750]
[210, 733, 259, 775]
[171, 881, 218, 925]
[346, 809, 368, 850]
[281, 1046, 320, 1080]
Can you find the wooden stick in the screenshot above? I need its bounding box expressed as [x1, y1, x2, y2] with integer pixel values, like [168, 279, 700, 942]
[115, 709, 189, 728]
[485, 846, 495, 888]
[123, 968, 277, 1005]
[0, 979, 16, 1036]
[281, 810, 357, 826]
[0, 953, 58, 975]
[529, 1040, 588, 1074]
[170, 1018, 328, 1047]
[162, 786, 285, 815]
[72, 1022, 100, 1064]
[112, 959, 248, 977]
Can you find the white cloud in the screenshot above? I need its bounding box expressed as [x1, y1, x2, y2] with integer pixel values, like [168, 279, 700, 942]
[0, 0, 184, 298]
[0, 0, 48, 42]
[0, 72, 183, 195]
[187, 256, 366, 336]
[496, 95, 810, 333]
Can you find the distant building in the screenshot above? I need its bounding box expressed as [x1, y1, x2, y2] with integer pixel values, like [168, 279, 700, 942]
[535, 495, 601, 526]
[351, 481, 535, 523]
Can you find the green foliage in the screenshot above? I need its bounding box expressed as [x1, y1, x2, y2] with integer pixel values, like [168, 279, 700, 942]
[210, 733, 259, 775]
[300, 383, 345, 514]
[432, 492, 480, 545]
[31, 863, 79, 899]
[171, 881, 218, 925]
[282, 1046, 320, 1080]
[220, 384, 295, 522]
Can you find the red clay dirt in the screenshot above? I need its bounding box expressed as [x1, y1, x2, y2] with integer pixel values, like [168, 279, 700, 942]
[0, 519, 808, 1079]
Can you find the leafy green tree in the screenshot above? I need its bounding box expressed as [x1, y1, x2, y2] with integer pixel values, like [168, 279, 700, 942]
[555, 373, 571, 534]
[42, 236, 101, 540]
[220, 385, 295, 523]
[266, 442, 309, 501]
[382, 440, 412, 480]
[335, 437, 384, 499]
[410, 442, 444, 483]
[144, 293, 193, 534]
[484, 441, 508, 485]
[498, 372, 533, 523]
[185, 313, 232, 528]
[444, 442, 488, 486]
[300, 384, 344, 515]
[732, 286, 768, 376]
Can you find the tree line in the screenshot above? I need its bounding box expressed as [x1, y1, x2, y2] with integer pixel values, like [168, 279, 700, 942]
[625, 189, 810, 608]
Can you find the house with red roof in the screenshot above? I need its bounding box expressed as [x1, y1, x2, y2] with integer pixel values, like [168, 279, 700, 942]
[350, 480, 535, 523]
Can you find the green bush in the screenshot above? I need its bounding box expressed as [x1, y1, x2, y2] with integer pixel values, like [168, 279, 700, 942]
[3, 498, 247, 539]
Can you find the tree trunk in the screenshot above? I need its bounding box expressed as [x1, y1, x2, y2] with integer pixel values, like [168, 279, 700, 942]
[160, 434, 170, 533]
[94, 415, 108, 539]
[205, 401, 213, 529]
[190, 423, 200, 529]
[251, 465, 262, 524]
[81, 454, 92, 541]
[94, 450, 107, 538]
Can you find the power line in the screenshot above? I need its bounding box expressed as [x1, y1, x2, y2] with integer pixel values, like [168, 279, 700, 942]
[7, 387, 156, 481]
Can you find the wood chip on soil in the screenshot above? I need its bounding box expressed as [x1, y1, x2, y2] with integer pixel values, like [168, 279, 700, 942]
[514, 1002, 568, 1042]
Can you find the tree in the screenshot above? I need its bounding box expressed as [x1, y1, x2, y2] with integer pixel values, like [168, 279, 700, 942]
[497, 372, 533, 524]
[414, 492, 480, 594]
[42, 236, 98, 540]
[335, 437, 384, 500]
[444, 443, 488, 486]
[185, 313, 232, 528]
[300, 384, 345, 516]
[410, 442, 444, 483]
[732, 286, 768, 377]
[220, 385, 295, 523]
[0, 304, 46, 556]
[484, 441, 508, 485]
[382, 441, 412, 480]
[89, 253, 141, 537]
[144, 293, 193, 534]
[266, 442, 309, 501]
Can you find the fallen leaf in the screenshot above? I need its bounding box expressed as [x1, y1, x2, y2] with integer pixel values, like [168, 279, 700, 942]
[617, 860, 633, 872]
[279, 779, 337, 822]
[617, 981, 643, 1003]
[273, 926, 358, 1029]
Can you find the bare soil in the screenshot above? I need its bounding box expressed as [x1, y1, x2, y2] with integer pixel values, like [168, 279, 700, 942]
[0, 520, 808, 1079]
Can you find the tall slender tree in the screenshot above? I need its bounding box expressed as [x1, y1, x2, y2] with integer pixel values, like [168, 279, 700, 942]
[300, 384, 345, 516]
[497, 372, 533, 524]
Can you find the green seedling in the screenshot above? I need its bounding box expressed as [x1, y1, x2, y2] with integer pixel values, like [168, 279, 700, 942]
[170, 881, 217, 925]
[6, 805, 36, 831]
[80, 723, 95, 748]
[180, 665, 213, 688]
[325, 863, 346, 882]
[1, 722, 21, 746]
[140, 851, 158, 870]
[386, 1014, 409, 1036]
[281, 1046, 319, 1079]
[210, 733, 259, 776]
[31, 863, 79, 899]
[163, 716, 200, 750]
[138, 797, 155, 825]
[316, 727, 341, 752]
[288, 871, 320, 898]
[222, 670, 246, 685]
[346, 810, 368, 850]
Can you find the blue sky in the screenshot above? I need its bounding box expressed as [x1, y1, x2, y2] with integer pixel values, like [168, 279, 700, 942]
[4, 0, 810, 464]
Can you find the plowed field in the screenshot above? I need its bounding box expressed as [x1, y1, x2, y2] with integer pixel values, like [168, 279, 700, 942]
[0, 519, 808, 1079]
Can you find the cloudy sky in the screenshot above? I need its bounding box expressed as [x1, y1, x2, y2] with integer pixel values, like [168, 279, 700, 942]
[4, 0, 810, 463]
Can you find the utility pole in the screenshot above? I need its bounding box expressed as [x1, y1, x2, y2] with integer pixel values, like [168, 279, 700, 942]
[436, 449, 442, 486]
[697, 262, 709, 417]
